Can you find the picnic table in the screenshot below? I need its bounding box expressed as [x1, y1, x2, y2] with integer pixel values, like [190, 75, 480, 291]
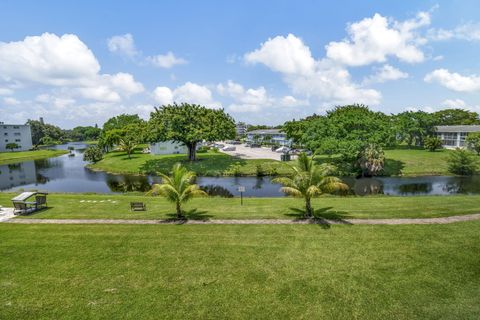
[11, 192, 48, 215]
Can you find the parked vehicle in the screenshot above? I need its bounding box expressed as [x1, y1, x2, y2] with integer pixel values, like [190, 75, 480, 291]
[215, 143, 225, 148]
[231, 140, 241, 145]
[250, 143, 261, 148]
[275, 146, 290, 153]
[222, 146, 236, 151]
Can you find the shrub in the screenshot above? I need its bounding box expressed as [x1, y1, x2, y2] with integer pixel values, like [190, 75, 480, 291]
[5, 143, 19, 152]
[466, 132, 480, 155]
[357, 143, 385, 177]
[447, 148, 479, 175]
[197, 146, 210, 153]
[424, 136, 443, 152]
[256, 164, 266, 177]
[227, 162, 242, 176]
[83, 145, 104, 163]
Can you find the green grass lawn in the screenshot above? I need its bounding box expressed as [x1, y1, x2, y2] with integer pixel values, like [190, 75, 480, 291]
[88, 150, 293, 176]
[0, 149, 68, 165]
[384, 148, 452, 176]
[2, 193, 480, 220]
[0, 222, 479, 319]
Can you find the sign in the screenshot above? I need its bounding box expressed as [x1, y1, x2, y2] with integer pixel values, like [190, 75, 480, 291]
[237, 186, 246, 192]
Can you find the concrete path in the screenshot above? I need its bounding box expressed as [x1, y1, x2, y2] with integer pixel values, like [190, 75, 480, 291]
[0, 208, 15, 222]
[219, 144, 283, 160]
[3, 213, 480, 225]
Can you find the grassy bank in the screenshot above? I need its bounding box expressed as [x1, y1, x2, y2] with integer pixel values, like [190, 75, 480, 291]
[1, 193, 480, 220]
[1, 222, 479, 319]
[384, 148, 451, 176]
[88, 150, 293, 176]
[0, 149, 69, 165]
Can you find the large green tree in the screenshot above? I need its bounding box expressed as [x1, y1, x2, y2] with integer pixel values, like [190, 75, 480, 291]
[394, 111, 436, 147]
[26, 119, 64, 146]
[433, 109, 480, 125]
[102, 114, 144, 132]
[148, 103, 236, 161]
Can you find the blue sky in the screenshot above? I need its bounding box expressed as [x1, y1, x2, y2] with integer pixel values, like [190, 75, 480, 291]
[0, 0, 480, 128]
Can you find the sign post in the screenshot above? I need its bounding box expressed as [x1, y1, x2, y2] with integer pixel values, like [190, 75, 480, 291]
[238, 186, 245, 205]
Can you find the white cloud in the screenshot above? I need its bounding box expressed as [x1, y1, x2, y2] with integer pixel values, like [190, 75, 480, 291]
[428, 23, 480, 42]
[0, 33, 144, 104]
[363, 64, 408, 84]
[278, 95, 309, 107]
[147, 51, 187, 68]
[326, 12, 430, 66]
[244, 34, 315, 76]
[425, 69, 480, 92]
[153, 82, 220, 108]
[217, 80, 274, 113]
[0, 33, 100, 86]
[442, 99, 466, 108]
[244, 34, 381, 106]
[3, 97, 20, 105]
[107, 33, 138, 57]
[153, 86, 174, 105]
[0, 87, 13, 95]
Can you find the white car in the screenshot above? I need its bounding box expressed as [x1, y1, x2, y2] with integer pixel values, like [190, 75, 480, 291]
[275, 146, 290, 153]
[222, 145, 236, 151]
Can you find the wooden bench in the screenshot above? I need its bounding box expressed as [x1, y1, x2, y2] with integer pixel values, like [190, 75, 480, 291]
[130, 202, 146, 211]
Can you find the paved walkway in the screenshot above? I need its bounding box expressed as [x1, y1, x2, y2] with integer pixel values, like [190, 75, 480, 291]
[0, 208, 15, 222]
[3, 213, 480, 225]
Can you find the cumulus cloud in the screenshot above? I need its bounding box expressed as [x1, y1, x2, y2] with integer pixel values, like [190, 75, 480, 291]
[147, 52, 187, 68]
[278, 95, 309, 107]
[3, 97, 20, 105]
[326, 12, 430, 66]
[244, 34, 381, 106]
[363, 64, 408, 84]
[0, 87, 13, 95]
[217, 80, 274, 113]
[245, 34, 315, 76]
[153, 82, 220, 108]
[107, 33, 138, 57]
[442, 99, 466, 108]
[424, 69, 480, 92]
[0, 32, 144, 104]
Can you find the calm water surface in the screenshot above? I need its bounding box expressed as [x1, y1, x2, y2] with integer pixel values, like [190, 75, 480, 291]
[1, 143, 480, 197]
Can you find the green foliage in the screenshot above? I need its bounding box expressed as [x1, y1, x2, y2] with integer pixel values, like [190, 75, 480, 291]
[5, 143, 20, 152]
[433, 108, 480, 125]
[148, 103, 236, 161]
[196, 146, 210, 153]
[66, 126, 101, 141]
[255, 164, 266, 177]
[466, 132, 480, 155]
[147, 163, 207, 218]
[83, 145, 104, 163]
[424, 136, 443, 152]
[358, 144, 385, 176]
[394, 111, 436, 147]
[40, 136, 57, 146]
[273, 153, 348, 217]
[447, 149, 479, 175]
[102, 114, 144, 132]
[26, 119, 64, 146]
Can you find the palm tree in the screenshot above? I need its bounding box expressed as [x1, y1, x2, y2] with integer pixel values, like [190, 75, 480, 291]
[147, 163, 207, 218]
[273, 153, 348, 218]
[118, 137, 137, 159]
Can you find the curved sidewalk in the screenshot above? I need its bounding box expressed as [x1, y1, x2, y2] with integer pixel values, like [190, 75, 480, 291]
[3, 213, 480, 225]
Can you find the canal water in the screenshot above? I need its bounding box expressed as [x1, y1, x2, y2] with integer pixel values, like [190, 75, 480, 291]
[1, 143, 480, 197]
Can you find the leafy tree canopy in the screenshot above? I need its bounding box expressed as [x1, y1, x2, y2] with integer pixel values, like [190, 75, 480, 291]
[433, 109, 480, 125]
[393, 111, 436, 147]
[148, 103, 236, 161]
[102, 114, 144, 132]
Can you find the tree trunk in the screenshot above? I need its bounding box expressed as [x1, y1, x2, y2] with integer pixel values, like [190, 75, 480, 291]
[176, 201, 183, 219]
[305, 197, 313, 218]
[187, 142, 197, 161]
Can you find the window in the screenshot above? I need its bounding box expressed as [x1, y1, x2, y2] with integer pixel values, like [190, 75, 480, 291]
[3, 133, 7, 136]
[13, 126, 19, 129]
[441, 132, 458, 147]
[15, 139, 21, 142]
[4, 139, 8, 143]
[14, 132, 21, 136]
[459, 132, 468, 147]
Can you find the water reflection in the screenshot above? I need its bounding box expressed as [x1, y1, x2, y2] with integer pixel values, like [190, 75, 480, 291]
[2, 143, 480, 196]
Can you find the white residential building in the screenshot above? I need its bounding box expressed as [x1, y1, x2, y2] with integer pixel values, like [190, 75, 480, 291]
[0, 123, 33, 152]
[150, 141, 188, 155]
[435, 125, 480, 148]
[246, 129, 292, 146]
[235, 122, 248, 136]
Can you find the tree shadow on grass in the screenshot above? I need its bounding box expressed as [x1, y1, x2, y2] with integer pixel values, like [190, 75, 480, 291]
[285, 206, 352, 229]
[164, 208, 212, 223]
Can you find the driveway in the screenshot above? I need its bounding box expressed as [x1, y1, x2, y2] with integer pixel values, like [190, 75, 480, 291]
[219, 144, 283, 160]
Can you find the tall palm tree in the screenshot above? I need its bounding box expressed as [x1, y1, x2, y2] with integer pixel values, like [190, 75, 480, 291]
[147, 163, 207, 218]
[273, 153, 348, 218]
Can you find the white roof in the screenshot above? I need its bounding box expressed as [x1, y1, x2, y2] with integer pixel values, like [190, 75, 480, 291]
[11, 192, 37, 201]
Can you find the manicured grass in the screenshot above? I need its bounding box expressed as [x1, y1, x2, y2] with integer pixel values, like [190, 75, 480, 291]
[1, 193, 480, 220]
[1, 222, 479, 319]
[384, 148, 452, 176]
[0, 149, 68, 165]
[88, 150, 293, 176]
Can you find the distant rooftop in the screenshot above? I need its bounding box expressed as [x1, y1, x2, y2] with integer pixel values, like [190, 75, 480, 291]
[246, 129, 284, 135]
[436, 125, 480, 133]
